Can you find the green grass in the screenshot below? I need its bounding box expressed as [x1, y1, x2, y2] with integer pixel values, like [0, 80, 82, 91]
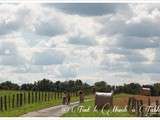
[0, 90, 22, 95]
[0, 90, 79, 117]
[0, 96, 79, 117]
[62, 93, 135, 117]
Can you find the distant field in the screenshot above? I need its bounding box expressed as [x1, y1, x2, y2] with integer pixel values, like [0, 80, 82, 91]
[113, 93, 133, 107]
[113, 93, 160, 107]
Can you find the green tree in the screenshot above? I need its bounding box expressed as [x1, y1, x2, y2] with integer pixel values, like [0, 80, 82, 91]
[21, 83, 34, 91]
[124, 83, 141, 94]
[0, 81, 19, 90]
[34, 79, 53, 91]
[152, 83, 160, 96]
[94, 81, 107, 92]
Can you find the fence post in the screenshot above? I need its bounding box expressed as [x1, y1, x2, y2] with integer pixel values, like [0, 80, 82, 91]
[38, 91, 41, 102]
[48, 92, 50, 101]
[0, 96, 3, 111]
[51, 92, 53, 100]
[23, 92, 26, 105]
[28, 92, 31, 104]
[12, 95, 15, 108]
[35, 92, 38, 103]
[41, 92, 43, 102]
[49, 92, 51, 100]
[59, 92, 62, 99]
[50, 92, 52, 100]
[46, 92, 48, 101]
[42, 92, 44, 102]
[54, 92, 56, 100]
[58, 92, 59, 99]
[45, 92, 47, 101]
[32, 92, 34, 103]
[8, 95, 11, 110]
[43, 92, 45, 101]
[52, 92, 54, 99]
[20, 93, 23, 107]
[4, 95, 7, 111]
[16, 94, 19, 108]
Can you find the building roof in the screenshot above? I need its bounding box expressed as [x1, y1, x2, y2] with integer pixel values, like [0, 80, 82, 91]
[96, 92, 113, 96]
[142, 87, 151, 91]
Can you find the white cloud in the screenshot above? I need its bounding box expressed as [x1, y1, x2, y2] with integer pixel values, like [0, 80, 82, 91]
[0, 3, 160, 85]
[31, 49, 65, 65]
[0, 39, 28, 66]
[32, 14, 66, 37]
[68, 33, 97, 46]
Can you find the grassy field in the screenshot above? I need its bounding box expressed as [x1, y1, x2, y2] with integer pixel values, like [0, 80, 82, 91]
[62, 93, 136, 117]
[0, 90, 79, 117]
[0, 91, 136, 117]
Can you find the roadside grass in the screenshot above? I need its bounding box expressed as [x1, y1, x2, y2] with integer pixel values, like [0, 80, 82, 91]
[0, 90, 80, 117]
[62, 93, 136, 117]
[0, 98, 61, 117]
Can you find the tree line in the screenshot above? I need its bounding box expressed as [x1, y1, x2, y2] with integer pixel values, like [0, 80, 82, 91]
[92, 81, 160, 96]
[0, 79, 160, 96]
[0, 79, 91, 94]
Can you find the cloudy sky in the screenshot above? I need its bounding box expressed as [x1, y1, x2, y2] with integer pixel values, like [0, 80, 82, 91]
[0, 3, 160, 85]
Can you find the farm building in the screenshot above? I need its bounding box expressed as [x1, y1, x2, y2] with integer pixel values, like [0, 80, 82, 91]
[95, 92, 113, 109]
[140, 87, 151, 96]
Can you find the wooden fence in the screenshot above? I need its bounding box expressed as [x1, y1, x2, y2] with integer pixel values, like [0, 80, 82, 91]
[128, 97, 160, 117]
[0, 91, 78, 112]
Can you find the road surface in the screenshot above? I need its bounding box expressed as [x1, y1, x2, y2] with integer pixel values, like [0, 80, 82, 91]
[21, 101, 79, 117]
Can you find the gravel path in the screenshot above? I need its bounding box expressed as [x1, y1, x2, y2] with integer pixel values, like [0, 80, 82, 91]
[21, 101, 79, 117]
